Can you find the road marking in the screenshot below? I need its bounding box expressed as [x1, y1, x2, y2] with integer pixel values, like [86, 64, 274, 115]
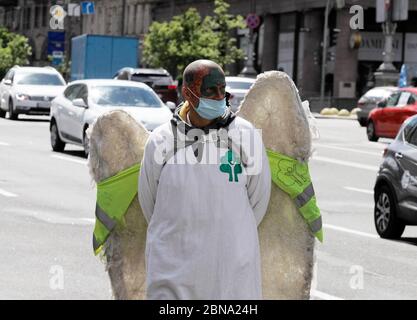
[0, 188, 18, 197]
[312, 156, 379, 172]
[51, 154, 87, 165]
[324, 224, 378, 239]
[311, 290, 344, 300]
[344, 187, 374, 195]
[0, 141, 10, 146]
[80, 218, 95, 224]
[314, 143, 382, 156]
[11, 209, 94, 226]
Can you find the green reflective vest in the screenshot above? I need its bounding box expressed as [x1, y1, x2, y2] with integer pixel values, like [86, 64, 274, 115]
[266, 149, 323, 242]
[93, 163, 141, 255]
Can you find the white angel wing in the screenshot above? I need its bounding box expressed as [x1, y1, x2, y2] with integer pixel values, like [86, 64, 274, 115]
[238, 71, 316, 299]
[88, 110, 148, 299]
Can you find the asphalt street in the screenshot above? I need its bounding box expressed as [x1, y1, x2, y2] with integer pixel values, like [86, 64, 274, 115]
[0, 115, 416, 300]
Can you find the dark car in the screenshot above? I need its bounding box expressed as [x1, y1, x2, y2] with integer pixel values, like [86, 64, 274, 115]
[114, 68, 178, 106]
[356, 86, 397, 127]
[374, 115, 417, 239]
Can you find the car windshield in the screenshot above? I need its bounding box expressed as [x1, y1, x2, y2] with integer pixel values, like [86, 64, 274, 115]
[15, 73, 65, 86]
[90, 85, 163, 108]
[226, 81, 254, 90]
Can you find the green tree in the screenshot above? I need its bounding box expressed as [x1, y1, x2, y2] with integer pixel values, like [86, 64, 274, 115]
[0, 28, 32, 79]
[207, 0, 246, 67]
[143, 0, 245, 79]
[143, 8, 220, 80]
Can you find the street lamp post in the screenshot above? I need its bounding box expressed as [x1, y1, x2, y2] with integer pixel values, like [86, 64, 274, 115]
[320, 0, 331, 109]
[239, 29, 258, 78]
[374, 0, 399, 86]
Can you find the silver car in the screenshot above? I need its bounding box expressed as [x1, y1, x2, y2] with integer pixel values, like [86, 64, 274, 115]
[0, 66, 66, 120]
[356, 86, 397, 127]
[226, 76, 256, 113]
[50, 79, 173, 156]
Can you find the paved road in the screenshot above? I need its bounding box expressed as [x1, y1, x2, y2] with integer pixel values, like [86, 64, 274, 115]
[0, 115, 111, 299]
[310, 118, 417, 300]
[0, 115, 416, 299]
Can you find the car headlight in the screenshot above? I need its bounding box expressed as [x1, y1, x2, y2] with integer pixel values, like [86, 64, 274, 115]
[16, 93, 30, 101]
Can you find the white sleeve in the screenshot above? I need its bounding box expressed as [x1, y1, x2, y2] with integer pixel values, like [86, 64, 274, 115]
[138, 134, 164, 224]
[246, 141, 271, 227]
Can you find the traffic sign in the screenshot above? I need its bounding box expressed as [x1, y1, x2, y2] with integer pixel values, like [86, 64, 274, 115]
[68, 3, 81, 17]
[81, 1, 95, 15]
[246, 13, 260, 29]
[52, 50, 64, 66]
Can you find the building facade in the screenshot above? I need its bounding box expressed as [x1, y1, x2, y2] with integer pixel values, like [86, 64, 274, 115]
[1, 0, 417, 105]
[151, 0, 417, 107]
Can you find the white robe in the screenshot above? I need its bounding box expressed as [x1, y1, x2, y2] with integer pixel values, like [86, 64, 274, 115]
[138, 116, 271, 299]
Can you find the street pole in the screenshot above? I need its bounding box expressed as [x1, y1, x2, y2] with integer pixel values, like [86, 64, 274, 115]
[320, 0, 331, 108]
[121, 0, 126, 35]
[374, 0, 398, 86]
[239, 0, 258, 78]
[239, 30, 258, 77]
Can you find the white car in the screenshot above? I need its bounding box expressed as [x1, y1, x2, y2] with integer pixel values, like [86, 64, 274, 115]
[0, 66, 66, 120]
[226, 76, 256, 113]
[50, 79, 173, 156]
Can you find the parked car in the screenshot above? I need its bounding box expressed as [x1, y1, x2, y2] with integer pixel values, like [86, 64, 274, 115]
[356, 86, 397, 126]
[225, 76, 256, 113]
[114, 67, 178, 107]
[49, 79, 173, 156]
[0, 66, 66, 120]
[367, 88, 417, 142]
[374, 115, 417, 239]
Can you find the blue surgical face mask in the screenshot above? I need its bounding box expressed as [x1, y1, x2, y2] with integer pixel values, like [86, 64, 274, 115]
[187, 88, 227, 120]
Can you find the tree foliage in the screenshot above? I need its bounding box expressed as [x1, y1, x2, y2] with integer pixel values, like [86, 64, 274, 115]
[47, 55, 72, 81]
[0, 28, 32, 79]
[143, 0, 245, 79]
[207, 0, 246, 66]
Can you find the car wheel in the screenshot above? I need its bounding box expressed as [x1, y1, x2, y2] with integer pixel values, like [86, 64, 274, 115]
[8, 99, 18, 120]
[367, 120, 378, 142]
[358, 118, 367, 127]
[83, 129, 90, 158]
[50, 122, 65, 152]
[374, 185, 405, 239]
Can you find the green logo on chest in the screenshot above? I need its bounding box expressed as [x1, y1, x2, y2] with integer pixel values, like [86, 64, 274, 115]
[220, 150, 242, 182]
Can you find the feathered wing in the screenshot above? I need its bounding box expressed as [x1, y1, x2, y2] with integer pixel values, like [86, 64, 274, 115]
[88, 110, 148, 299]
[238, 71, 315, 299]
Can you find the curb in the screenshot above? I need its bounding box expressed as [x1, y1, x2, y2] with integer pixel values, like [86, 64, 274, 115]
[312, 113, 358, 121]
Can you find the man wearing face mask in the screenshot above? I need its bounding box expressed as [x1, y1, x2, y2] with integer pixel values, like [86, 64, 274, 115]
[138, 59, 271, 299]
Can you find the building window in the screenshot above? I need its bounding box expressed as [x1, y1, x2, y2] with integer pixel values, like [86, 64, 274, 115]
[24, 7, 31, 29]
[43, 5, 48, 27]
[35, 5, 41, 28]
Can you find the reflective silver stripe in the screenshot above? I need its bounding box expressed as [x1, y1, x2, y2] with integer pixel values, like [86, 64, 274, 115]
[294, 183, 315, 208]
[93, 235, 100, 251]
[309, 216, 322, 234]
[95, 203, 116, 231]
